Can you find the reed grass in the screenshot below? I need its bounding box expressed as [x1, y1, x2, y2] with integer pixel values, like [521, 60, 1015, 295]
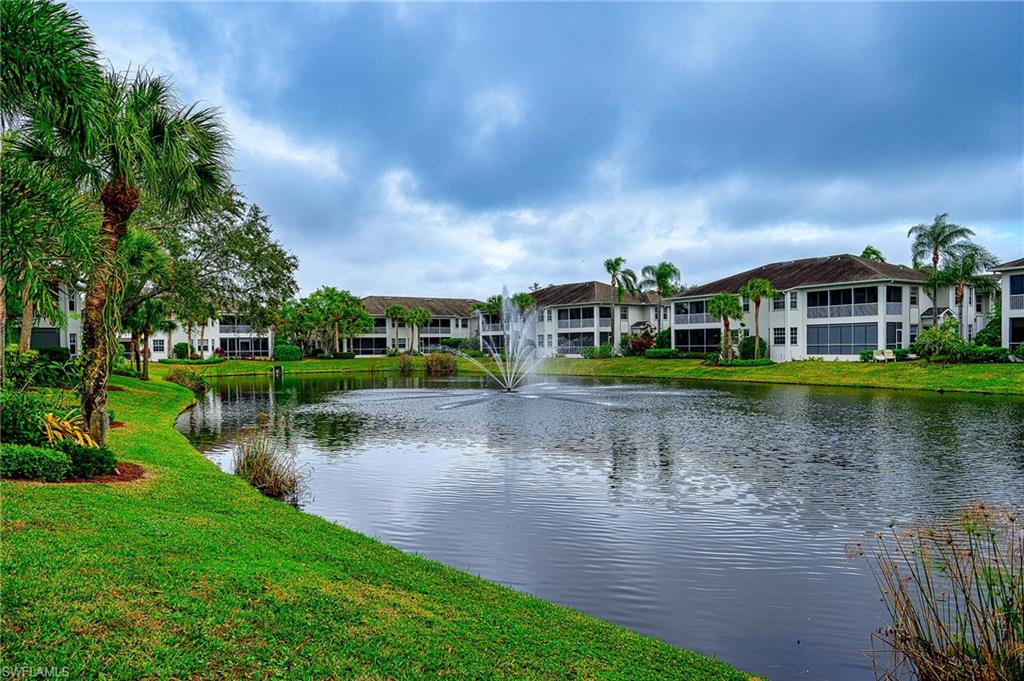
[231, 416, 307, 504]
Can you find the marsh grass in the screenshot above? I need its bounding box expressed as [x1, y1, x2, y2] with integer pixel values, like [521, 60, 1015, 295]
[850, 505, 1023, 680]
[232, 416, 307, 504]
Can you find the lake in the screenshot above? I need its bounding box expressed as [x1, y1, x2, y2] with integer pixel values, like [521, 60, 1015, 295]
[175, 372, 1024, 680]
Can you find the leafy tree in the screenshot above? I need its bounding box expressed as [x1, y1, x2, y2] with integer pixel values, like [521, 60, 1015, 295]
[385, 304, 406, 351]
[861, 245, 885, 262]
[908, 213, 977, 327]
[640, 261, 682, 332]
[707, 293, 744, 360]
[604, 257, 639, 352]
[926, 244, 999, 339]
[134, 298, 169, 380]
[974, 301, 1002, 347]
[339, 296, 373, 352]
[738, 278, 776, 361]
[511, 292, 537, 314]
[17, 67, 232, 444]
[404, 307, 432, 352]
[304, 287, 365, 354]
[116, 228, 170, 370]
[910, 317, 966, 359]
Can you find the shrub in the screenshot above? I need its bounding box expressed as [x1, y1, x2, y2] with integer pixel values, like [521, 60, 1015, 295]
[954, 344, 1011, 364]
[157, 357, 225, 365]
[859, 349, 874, 362]
[232, 424, 306, 503]
[52, 439, 116, 479]
[853, 505, 1022, 681]
[424, 352, 456, 376]
[910, 318, 967, 359]
[111, 355, 137, 377]
[172, 342, 189, 359]
[2, 347, 78, 389]
[273, 344, 302, 361]
[893, 348, 910, 362]
[35, 346, 70, 364]
[645, 348, 680, 359]
[396, 353, 414, 375]
[581, 344, 614, 359]
[463, 348, 485, 358]
[625, 334, 655, 356]
[0, 391, 47, 446]
[329, 351, 356, 360]
[738, 335, 768, 360]
[163, 366, 208, 394]
[0, 444, 72, 482]
[654, 329, 671, 349]
[439, 338, 476, 351]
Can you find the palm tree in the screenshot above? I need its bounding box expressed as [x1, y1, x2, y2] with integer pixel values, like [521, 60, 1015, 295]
[640, 261, 682, 332]
[511, 292, 537, 314]
[404, 307, 431, 352]
[157, 318, 178, 365]
[135, 298, 168, 381]
[385, 304, 406, 351]
[738, 278, 776, 360]
[18, 67, 232, 443]
[908, 213, 977, 327]
[861, 245, 885, 262]
[604, 257, 639, 352]
[707, 292, 744, 361]
[927, 245, 999, 339]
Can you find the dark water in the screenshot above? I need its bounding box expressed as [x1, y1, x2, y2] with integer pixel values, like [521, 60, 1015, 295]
[176, 373, 1024, 680]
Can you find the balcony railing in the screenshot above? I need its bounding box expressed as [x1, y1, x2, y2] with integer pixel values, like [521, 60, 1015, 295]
[219, 324, 253, 334]
[599, 318, 612, 328]
[885, 302, 902, 315]
[1011, 294, 1024, 311]
[806, 303, 878, 319]
[558, 319, 595, 329]
[673, 313, 715, 325]
[482, 323, 502, 333]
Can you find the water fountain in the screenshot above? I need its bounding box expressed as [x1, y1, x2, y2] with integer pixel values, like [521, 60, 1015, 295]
[454, 288, 544, 391]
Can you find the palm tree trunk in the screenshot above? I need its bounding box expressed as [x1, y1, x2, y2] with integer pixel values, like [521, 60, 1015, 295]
[334, 321, 340, 354]
[142, 325, 151, 381]
[130, 331, 141, 374]
[187, 325, 194, 358]
[0, 275, 6, 386]
[723, 318, 732, 360]
[656, 293, 663, 333]
[199, 325, 206, 359]
[167, 327, 173, 359]
[932, 249, 940, 328]
[82, 178, 141, 446]
[956, 282, 965, 339]
[610, 278, 617, 352]
[753, 299, 761, 359]
[18, 288, 33, 352]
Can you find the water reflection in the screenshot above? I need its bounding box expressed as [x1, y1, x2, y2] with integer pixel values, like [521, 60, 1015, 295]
[176, 373, 1024, 681]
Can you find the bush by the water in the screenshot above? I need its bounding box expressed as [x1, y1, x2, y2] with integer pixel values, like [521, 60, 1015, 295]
[953, 345, 1011, 363]
[853, 505, 1022, 680]
[439, 338, 476, 351]
[52, 439, 116, 479]
[163, 366, 208, 394]
[654, 329, 671, 349]
[425, 352, 456, 376]
[273, 343, 302, 361]
[396, 353, 414, 374]
[232, 422, 306, 503]
[581, 344, 614, 359]
[0, 444, 72, 482]
[0, 391, 47, 446]
[738, 335, 768, 360]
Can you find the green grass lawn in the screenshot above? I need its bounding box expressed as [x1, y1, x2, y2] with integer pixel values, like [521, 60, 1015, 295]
[1, 376, 755, 680]
[154, 355, 1024, 395]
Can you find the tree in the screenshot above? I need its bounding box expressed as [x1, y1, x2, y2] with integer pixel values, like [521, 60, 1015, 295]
[134, 298, 169, 380]
[511, 292, 537, 314]
[472, 295, 504, 320]
[404, 307, 432, 352]
[156, 318, 178, 366]
[861, 245, 885, 262]
[338, 296, 373, 353]
[926, 244, 999, 339]
[640, 261, 682, 332]
[707, 293, 744, 361]
[738, 278, 776, 361]
[115, 227, 170, 371]
[385, 304, 406, 351]
[305, 287, 347, 354]
[604, 257, 639, 352]
[908, 213, 977, 327]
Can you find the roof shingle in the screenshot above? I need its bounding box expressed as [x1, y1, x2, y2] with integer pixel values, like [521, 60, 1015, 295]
[361, 296, 482, 317]
[531, 281, 652, 307]
[994, 257, 1024, 271]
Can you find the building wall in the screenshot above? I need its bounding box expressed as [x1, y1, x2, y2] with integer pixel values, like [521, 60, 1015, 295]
[350, 315, 477, 355]
[532, 302, 658, 356]
[1001, 268, 1024, 350]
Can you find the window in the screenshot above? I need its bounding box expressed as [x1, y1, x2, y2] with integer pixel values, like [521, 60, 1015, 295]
[910, 287, 919, 305]
[886, 322, 902, 349]
[351, 337, 387, 355]
[807, 323, 878, 355]
[537, 335, 545, 347]
[790, 327, 798, 345]
[152, 338, 165, 353]
[772, 294, 785, 310]
[620, 306, 628, 320]
[68, 295, 76, 312]
[789, 292, 797, 310]
[742, 297, 750, 312]
[673, 327, 722, 354]
[1010, 274, 1024, 296]
[773, 327, 786, 345]
[398, 338, 407, 349]
[546, 309, 552, 321]
[885, 286, 902, 303]
[909, 324, 919, 344]
[69, 332, 77, 354]
[557, 332, 597, 352]
[1010, 318, 1024, 350]
[546, 334, 552, 347]
[201, 339, 210, 351]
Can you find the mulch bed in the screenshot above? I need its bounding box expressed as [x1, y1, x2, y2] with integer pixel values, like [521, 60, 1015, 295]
[62, 462, 146, 484]
[110, 421, 126, 428]
[108, 385, 125, 391]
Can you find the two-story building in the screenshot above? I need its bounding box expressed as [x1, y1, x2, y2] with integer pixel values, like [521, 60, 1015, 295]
[669, 254, 936, 361]
[995, 258, 1024, 351]
[359, 296, 482, 355]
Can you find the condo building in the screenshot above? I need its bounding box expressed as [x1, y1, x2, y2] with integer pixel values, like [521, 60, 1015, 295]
[995, 258, 1024, 351]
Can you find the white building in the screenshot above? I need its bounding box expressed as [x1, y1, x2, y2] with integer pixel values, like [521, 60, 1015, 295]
[994, 257, 1024, 351]
[19, 284, 83, 354]
[119, 314, 274, 360]
[357, 296, 483, 355]
[667, 254, 976, 362]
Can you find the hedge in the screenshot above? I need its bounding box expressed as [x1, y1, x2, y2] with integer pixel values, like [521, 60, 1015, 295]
[53, 439, 117, 479]
[0, 444, 72, 482]
[273, 344, 302, 361]
[157, 357, 226, 365]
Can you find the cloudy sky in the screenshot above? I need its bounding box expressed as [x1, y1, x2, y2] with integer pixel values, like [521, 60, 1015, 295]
[75, 2, 1022, 297]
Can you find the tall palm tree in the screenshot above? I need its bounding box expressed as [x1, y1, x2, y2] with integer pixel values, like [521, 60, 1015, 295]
[707, 292, 744, 361]
[640, 261, 682, 332]
[927, 245, 999, 339]
[21, 67, 232, 443]
[385, 304, 406, 351]
[511, 292, 537, 314]
[157, 318, 178, 365]
[604, 257, 639, 352]
[135, 298, 169, 381]
[405, 307, 431, 352]
[738, 278, 776, 360]
[860, 245, 885, 262]
[908, 213, 976, 327]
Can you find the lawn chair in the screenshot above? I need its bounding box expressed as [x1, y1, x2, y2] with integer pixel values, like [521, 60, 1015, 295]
[883, 349, 896, 362]
[872, 349, 886, 363]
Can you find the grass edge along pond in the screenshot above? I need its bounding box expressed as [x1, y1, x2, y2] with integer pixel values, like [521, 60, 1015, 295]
[0, 375, 757, 680]
[155, 355, 1024, 396]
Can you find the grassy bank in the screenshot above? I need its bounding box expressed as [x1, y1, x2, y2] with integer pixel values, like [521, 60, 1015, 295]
[0, 376, 753, 680]
[152, 355, 1024, 395]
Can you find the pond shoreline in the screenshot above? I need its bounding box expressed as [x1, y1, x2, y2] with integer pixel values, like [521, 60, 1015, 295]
[0, 375, 754, 680]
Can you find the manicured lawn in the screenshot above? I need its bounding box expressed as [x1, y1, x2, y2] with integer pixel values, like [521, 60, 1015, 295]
[153, 355, 1024, 395]
[0, 376, 754, 680]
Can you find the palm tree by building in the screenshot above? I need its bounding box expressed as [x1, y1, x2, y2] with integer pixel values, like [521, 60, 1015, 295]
[604, 257, 639, 351]
[707, 292, 744, 361]
[908, 213, 977, 327]
[861, 245, 885, 262]
[640, 261, 682, 332]
[927, 245, 999, 339]
[385, 304, 406, 351]
[511, 292, 537, 314]
[135, 298, 169, 381]
[405, 307, 432, 352]
[738, 278, 776, 360]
